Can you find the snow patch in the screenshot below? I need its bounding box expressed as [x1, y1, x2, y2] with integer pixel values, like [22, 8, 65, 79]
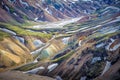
[105, 38, 120, 51]
[91, 57, 101, 64]
[5, 5, 10, 12]
[14, 36, 25, 44]
[104, 6, 120, 12]
[23, 66, 45, 74]
[33, 39, 44, 48]
[62, 37, 70, 44]
[47, 63, 58, 72]
[82, 0, 92, 2]
[96, 43, 105, 48]
[0, 28, 16, 35]
[56, 76, 63, 80]
[80, 76, 87, 80]
[109, 43, 120, 51]
[34, 17, 38, 21]
[13, 12, 18, 16]
[45, 7, 52, 15]
[19, 0, 29, 7]
[101, 61, 111, 75]
[64, 0, 67, 2]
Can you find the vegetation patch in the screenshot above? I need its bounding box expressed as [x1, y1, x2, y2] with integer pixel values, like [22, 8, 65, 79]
[0, 22, 52, 39]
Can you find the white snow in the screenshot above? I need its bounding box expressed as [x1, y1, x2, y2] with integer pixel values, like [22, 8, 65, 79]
[45, 7, 52, 15]
[34, 17, 38, 21]
[14, 36, 25, 44]
[82, 0, 92, 2]
[91, 57, 101, 64]
[56, 76, 63, 80]
[19, 0, 29, 6]
[80, 76, 87, 80]
[5, 5, 10, 12]
[79, 40, 82, 46]
[33, 39, 44, 48]
[101, 61, 111, 75]
[35, 3, 40, 7]
[72, 0, 79, 1]
[42, 0, 45, 3]
[64, 0, 67, 2]
[33, 59, 38, 63]
[47, 63, 58, 72]
[109, 43, 120, 51]
[96, 43, 105, 48]
[13, 12, 18, 16]
[105, 38, 120, 51]
[62, 37, 70, 44]
[104, 6, 120, 12]
[83, 10, 87, 14]
[23, 66, 45, 74]
[0, 28, 16, 35]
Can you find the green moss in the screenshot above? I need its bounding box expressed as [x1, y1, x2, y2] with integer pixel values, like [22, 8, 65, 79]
[51, 50, 74, 63]
[0, 22, 52, 39]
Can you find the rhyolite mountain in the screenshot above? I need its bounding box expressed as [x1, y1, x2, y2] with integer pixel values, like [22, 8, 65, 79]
[0, 0, 120, 80]
[0, 0, 119, 23]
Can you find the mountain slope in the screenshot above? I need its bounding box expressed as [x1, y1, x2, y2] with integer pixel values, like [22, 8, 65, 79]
[0, 0, 119, 23]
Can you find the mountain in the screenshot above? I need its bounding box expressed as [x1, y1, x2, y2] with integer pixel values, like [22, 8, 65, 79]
[0, 0, 120, 80]
[0, 0, 119, 23]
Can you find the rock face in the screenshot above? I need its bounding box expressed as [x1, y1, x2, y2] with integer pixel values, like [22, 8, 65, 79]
[0, 37, 33, 71]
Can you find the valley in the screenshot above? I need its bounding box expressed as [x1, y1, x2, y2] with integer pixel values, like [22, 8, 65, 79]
[0, 0, 120, 80]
